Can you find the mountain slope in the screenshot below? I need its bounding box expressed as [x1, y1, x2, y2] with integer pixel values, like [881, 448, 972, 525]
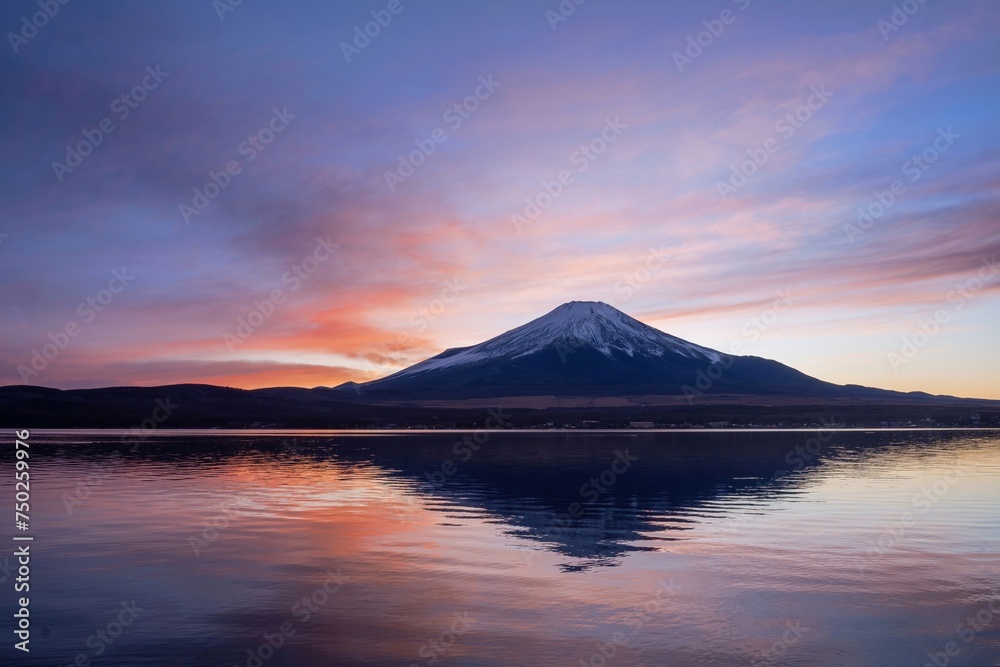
[341, 301, 885, 401]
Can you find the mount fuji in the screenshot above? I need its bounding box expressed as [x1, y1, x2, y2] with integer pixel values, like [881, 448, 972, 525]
[337, 301, 901, 403]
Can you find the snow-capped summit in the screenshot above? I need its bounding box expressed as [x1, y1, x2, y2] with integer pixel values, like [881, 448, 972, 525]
[342, 300, 842, 401]
[501, 301, 722, 362]
[390, 301, 722, 380]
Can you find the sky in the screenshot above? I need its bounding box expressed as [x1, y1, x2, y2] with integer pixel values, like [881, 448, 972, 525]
[1, 0, 998, 398]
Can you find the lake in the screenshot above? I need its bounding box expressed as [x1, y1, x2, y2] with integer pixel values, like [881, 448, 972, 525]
[2, 429, 998, 666]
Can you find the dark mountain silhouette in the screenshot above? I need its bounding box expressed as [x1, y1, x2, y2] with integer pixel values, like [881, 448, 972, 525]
[3, 303, 997, 427]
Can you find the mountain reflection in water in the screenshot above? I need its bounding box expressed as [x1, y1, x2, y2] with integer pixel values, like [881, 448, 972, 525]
[2, 429, 997, 666]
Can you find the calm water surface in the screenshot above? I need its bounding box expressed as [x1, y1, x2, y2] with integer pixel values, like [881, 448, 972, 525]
[1, 429, 998, 666]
